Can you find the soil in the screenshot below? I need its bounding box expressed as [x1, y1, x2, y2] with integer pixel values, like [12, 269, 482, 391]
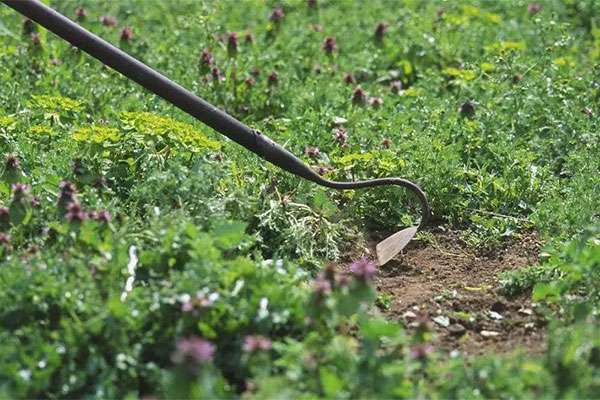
[348, 227, 546, 356]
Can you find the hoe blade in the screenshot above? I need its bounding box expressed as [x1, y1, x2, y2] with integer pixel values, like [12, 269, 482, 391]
[376, 226, 418, 266]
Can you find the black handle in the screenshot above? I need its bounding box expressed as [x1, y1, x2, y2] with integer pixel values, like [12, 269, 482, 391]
[2, 0, 430, 225]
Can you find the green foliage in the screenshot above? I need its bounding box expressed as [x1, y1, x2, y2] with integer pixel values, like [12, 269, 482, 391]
[0, 0, 599, 397]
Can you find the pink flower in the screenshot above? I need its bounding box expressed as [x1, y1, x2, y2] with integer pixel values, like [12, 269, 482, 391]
[244, 76, 256, 87]
[390, 80, 403, 93]
[11, 183, 29, 198]
[369, 96, 384, 107]
[65, 202, 87, 223]
[0, 232, 10, 247]
[343, 73, 355, 84]
[322, 37, 337, 54]
[243, 335, 272, 353]
[374, 22, 388, 40]
[332, 127, 347, 145]
[200, 48, 213, 67]
[120, 27, 133, 42]
[312, 272, 332, 296]
[172, 336, 215, 364]
[267, 71, 279, 86]
[409, 343, 433, 360]
[30, 33, 41, 46]
[4, 154, 20, 170]
[227, 32, 238, 56]
[96, 210, 112, 223]
[75, 7, 87, 21]
[99, 15, 117, 27]
[270, 7, 285, 23]
[349, 257, 377, 281]
[352, 86, 367, 105]
[211, 66, 224, 81]
[317, 166, 330, 176]
[304, 146, 320, 159]
[527, 3, 541, 14]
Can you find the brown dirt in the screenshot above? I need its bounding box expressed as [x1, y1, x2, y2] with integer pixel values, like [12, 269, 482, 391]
[354, 228, 546, 355]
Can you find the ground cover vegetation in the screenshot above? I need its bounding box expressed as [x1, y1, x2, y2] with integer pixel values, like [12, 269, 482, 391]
[0, 0, 599, 397]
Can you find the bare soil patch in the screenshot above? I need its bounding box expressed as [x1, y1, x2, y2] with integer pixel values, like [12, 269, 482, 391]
[345, 228, 546, 355]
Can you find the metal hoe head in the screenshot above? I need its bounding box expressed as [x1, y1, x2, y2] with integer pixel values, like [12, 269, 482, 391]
[3, 0, 432, 265]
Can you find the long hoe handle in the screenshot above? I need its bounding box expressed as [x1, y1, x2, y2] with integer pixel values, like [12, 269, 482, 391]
[2, 0, 431, 265]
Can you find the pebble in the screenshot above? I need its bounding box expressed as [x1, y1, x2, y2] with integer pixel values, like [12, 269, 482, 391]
[447, 323, 466, 336]
[480, 330, 500, 338]
[403, 311, 417, 320]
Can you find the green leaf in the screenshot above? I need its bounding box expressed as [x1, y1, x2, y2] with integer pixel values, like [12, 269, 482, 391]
[319, 368, 343, 397]
[211, 220, 247, 250]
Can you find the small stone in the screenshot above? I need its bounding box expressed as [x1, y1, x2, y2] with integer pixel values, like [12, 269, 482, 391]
[403, 311, 417, 320]
[447, 323, 466, 336]
[489, 311, 503, 320]
[524, 322, 536, 330]
[518, 308, 533, 316]
[480, 330, 500, 338]
[433, 315, 450, 327]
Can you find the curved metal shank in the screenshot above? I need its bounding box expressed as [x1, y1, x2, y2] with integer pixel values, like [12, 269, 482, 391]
[2, 0, 431, 240]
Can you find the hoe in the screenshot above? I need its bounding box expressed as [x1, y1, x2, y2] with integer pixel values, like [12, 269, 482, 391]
[2, 0, 431, 265]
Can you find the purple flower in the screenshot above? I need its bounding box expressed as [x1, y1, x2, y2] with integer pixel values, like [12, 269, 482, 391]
[527, 3, 541, 14]
[322, 37, 337, 54]
[352, 86, 367, 105]
[270, 7, 285, 23]
[243, 335, 272, 353]
[332, 127, 347, 145]
[211, 66, 224, 81]
[172, 336, 215, 364]
[0, 207, 9, 229]
[4, 154, 20, 170]
[343, 73, 355, 85]
[75, 6, 87, 20]
[409, 343, 433, 360]
[390, 80, 403, 93]
[227, 32, 238, 57]
[369, 96, 384, 108]
[120, 27, 133, 42]
[349, 257, 377, 281]
[200, 48, 213, 67]
[11, 183, 29, 198]
[30, 196, 41, 208]
[59, 180, 77, 195]
[374, 22, 388, 41]
[267, 71, 278, 86]
[316, 166, 330, 176]
[312, 272, 332, 296]
[65, 202, 87, 223]
[0, 232, 10, 247]
[30, 33, 41, 46]
[304, 146, 320, 159]
[95, 210, 112, 223]
[100, 15, 117, 27]
[245, 76, 256, 88]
